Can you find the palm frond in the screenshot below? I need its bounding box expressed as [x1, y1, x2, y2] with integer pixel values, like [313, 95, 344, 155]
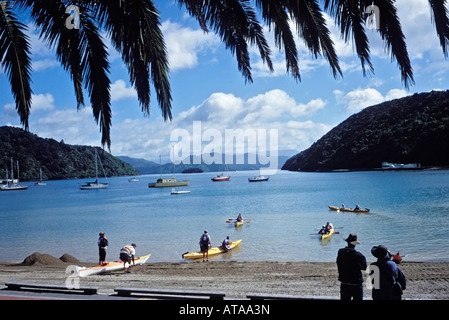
[0, 0, 33, 129]
[20, 0, 85, 109]
[428, 0, 449, 58]
[90, 0, 172, 121]
[287, 0, 342, 79]
[254, 0, 301, 81]
[179, 0, 274, 83]
[324, 0, 373, 77]
[372, 0, 414, 88]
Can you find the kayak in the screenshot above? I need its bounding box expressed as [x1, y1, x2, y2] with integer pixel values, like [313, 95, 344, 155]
[328, 205, 370, 213]
[75, 254, 151, 277]
[182, 240, 242, 260]
[235, 220, 244, 227]
[320, 223, 334, 240]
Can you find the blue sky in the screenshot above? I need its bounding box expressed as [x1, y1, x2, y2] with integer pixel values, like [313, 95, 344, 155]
[1, 0, 449, 162]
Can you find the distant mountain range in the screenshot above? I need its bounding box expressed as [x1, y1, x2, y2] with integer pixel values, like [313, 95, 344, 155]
[118, 154, 291, 174]
[282, 90, 449, 172]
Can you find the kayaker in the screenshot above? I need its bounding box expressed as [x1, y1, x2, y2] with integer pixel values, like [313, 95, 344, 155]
[222, 236, 231, 252]
[354, 204, 361, 211]
[236, 213, 243, 222]
[119, 243, 136, 273]
[336, 233, 367, 300]
[199, 230, 211, 262]
[318, 222, 331, 235]
[370, 245, 406, 300]
[98, 232, 108, 266]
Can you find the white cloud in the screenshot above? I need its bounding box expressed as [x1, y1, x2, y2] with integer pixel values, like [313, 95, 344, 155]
[31, 93, 56, 111]
[110, 79, 137, 101]
[162, 20, 219, 71]
[335, 88, 410, 113]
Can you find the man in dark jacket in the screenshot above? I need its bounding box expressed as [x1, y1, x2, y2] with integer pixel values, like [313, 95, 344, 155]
[370, 245, 406, 300]
[336, 233, 367, 300]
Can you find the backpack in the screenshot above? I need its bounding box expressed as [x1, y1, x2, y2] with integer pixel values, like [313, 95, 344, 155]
[201, 234, 209, 246]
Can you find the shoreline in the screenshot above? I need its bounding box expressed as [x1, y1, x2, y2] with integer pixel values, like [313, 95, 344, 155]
[1, 258, 449, 300]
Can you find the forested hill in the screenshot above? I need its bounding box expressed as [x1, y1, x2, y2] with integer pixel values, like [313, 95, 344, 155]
[282, 90, 449, 172]
[0, 126, 139, 181]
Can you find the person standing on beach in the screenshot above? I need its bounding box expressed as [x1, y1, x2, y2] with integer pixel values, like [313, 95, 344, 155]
[336, 233, 367, 300]
[200, 230, 211, 262]
[119, 243, 136, 273]
[98, 232, 108, 265]
[370, 245, 406, 300]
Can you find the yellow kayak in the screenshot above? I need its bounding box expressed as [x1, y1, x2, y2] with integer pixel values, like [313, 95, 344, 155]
[328, 205, 370, 213]
[182, 240, 242, 260]
[235, 220, 244, 227]
[321, 223, 334, 240]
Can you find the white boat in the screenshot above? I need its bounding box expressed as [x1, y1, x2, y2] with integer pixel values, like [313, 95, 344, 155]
[0, 159, 28, 191]
[248, 176, 269, 182]
[171, 188, 190, 194]
[75, 254, 151, 277]
[80, 149, 109, 190]
[34, 168, 46, 186]
[128, 177, 139, 182]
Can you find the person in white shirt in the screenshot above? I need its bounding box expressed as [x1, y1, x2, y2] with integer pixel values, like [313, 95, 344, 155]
[119, 243, 136, 273]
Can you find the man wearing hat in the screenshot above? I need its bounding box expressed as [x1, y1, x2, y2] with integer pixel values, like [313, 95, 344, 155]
[370, 245, 406, 300]
[336, 233, 367, 300]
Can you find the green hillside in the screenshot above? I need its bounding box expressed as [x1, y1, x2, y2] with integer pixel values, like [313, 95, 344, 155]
[0, 126, 139, 181]
[282, 90, 449, 172]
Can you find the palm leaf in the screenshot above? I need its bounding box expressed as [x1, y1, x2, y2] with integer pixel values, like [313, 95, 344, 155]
[372, 0, 414, 88]
[428, 0, 449, 58]
[254, 0, 301, 81]
[287, 0, 342, 79]
[0, 0, 33, 129]
[90, 0, 172, 121]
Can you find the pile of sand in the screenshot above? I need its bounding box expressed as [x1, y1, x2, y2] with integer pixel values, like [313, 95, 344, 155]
[21, 252, 80, 266]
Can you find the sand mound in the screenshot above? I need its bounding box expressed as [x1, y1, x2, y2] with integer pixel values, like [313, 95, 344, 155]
[59, 253, 80, 264]
[21, 252, 78, 266]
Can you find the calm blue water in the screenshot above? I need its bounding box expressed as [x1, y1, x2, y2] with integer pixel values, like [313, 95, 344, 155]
[1, 170, 449, 263]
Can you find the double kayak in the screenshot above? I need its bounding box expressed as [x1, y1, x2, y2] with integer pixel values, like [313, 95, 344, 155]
[328, 205, 370, 213]
[76, 254, 151, 277]
[320, 223, 334, 240]
[182, 240, 242, 260]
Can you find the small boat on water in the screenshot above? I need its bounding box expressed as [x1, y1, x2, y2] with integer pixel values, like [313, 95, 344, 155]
[171, 188, 190, 194]
[75, 254, 151, 277]
[319, 223, 334, 241]
[211, 174, 230, 181]
[182, 240, 242, 260]
[248, 176, 269, 182]
[149, 177, 190, 187]
[128, 177, 139, 182]
[34, 168, 46, 186]
[1, 159, 28, 191]
[328, 205, 370, 213]
[80, 149, 109, 190]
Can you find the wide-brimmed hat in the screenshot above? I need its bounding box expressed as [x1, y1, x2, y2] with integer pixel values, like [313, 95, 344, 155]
[343, 233, 361, 245]
[371, 245, 391, 259]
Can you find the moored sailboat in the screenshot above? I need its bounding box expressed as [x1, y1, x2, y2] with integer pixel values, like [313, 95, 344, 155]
[80, 149, 109, 190]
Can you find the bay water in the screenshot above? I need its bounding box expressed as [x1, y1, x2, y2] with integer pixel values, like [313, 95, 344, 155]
[1, 169, 448, 263]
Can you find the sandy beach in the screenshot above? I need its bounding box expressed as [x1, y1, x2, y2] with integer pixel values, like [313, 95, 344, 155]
[1, 253, 448, 300]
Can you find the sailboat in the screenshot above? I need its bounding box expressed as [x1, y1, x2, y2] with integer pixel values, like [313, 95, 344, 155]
[0, 159, 28, 191]
[34, 168, 46, 186]
[79, 149, 109, 190]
